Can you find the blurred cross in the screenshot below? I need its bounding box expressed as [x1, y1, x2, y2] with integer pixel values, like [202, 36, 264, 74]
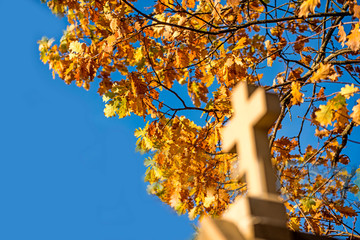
[199, 83, 290, 240]
[222, 82, 280, 197]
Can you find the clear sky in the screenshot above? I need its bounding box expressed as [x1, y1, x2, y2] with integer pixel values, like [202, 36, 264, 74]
[1, 1, 360, 240]
[0, 1, 194, 239]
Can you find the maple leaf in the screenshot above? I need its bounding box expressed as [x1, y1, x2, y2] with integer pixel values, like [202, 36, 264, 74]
[346, 23, 360, 52]
[298, 0, 320, 17]
[340, 84, 359, 99]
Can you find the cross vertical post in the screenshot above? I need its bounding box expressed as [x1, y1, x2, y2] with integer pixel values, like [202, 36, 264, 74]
[199, 82, 291, 240]
[222, 82, 280, 197]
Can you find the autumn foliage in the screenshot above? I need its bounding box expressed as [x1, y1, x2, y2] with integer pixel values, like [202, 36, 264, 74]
[40, 0, 360, 237]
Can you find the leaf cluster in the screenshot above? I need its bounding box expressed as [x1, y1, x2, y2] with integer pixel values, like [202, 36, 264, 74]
[40, 0, 360, 236]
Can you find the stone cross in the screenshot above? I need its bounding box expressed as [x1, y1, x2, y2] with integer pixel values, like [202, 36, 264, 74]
[199, 82, 290, 240]
[222, 82, 280, 197]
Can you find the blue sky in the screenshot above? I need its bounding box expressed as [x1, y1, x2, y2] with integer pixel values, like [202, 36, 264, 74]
[1, 1, 360, 240]
[0, 1, 194, 239]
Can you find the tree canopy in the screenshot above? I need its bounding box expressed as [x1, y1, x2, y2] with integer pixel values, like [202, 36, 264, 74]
[39, 0, 360, 237]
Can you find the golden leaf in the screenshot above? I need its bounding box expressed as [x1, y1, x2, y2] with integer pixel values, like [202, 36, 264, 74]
[340, 84, 359, 99]
[316, 104, 333, 126]
[176, 49, 189, 68]
[188, 0, 195, 8]
[351, 99, 360, 124]
[334, 106, 349, 130]
[232, 37, 247, 51]
[188, 206, 199, 220]
[346, 23, 360, 52]
[334, 205, 357, 217]
[288, 217, 300, 231]
[337, 23, 346, 47]
[291, 81, 304, 105]
[104, 103, 116, 118]
[354, 5, 360, 19]
[203, 188, 215, 208]
[310, 63, 332, 82]
[69, 41, 84, 54]
[203, 195, 215, 208]
[228, 0, 241, 8]
[298, 0, 320, 17]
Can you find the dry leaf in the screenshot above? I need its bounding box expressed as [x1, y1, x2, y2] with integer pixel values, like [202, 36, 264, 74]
[310, 63, 333, 82]
[299, 0, 320, 17]
[346, 23, 360, 52]
[340, 84, 359, 99]
[291, 81, 304, 105]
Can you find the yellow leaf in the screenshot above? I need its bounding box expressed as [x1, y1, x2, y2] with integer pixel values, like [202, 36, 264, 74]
[298, 0, 320, 17]
[203, 187, 215, 208]
[188, 206, 199, 220]
[69, 41, 84, 54]
[224, 57, 234, 68]
[291, 81, 304, 105]
[340, 84, 359, 99]
[102, 95, 111, 103]
[351, 99, 360, 124]
[288, 217, 300, 231]
[232, 37, 247, 51]
[134, 46, 144, 63]
[337, 23, 346, 47]
[310, 63, 332, 82]
[203, 195, 215, 208]
[104, 103, 116, 118]
[346, 23, 360, 52]
[316, 104, 333, 127]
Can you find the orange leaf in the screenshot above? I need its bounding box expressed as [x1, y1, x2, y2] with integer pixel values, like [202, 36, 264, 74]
[354, 5, 360, 19]
[298, 0, 320, 17]
[351, 99, 360, 124]
[291, 81, 304, 105]
[310, 63, 332, 82]
[334, 205, 358, 217]
[346, 23, 360, 52]
[337, 23, 346, 47]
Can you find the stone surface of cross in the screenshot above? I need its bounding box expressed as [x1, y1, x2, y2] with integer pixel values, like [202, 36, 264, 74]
[199, 83, 289, 240]
[222, 82, 280, 197]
